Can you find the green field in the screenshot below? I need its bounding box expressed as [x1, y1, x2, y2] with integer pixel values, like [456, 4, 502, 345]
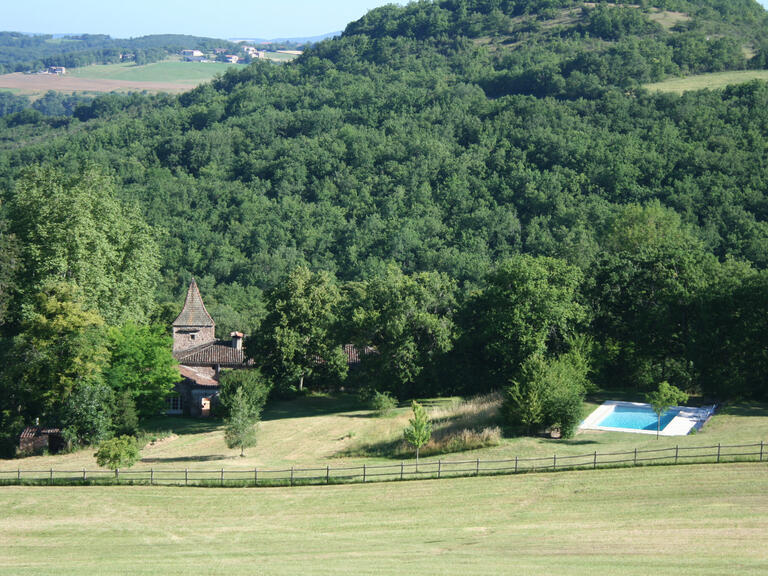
[645, 70, 768, 93]
[68, 60, 239, 84]
[0, 463, 766, 575]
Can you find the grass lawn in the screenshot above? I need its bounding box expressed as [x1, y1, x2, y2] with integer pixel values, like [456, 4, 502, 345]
[68, 60, 239, 84]
[2, 393, 766, 475]
[645, 70, 768, 93]
[0, 463, 766, 575]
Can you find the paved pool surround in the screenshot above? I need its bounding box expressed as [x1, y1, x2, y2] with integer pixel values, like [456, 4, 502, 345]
[580, 401, 715, 436]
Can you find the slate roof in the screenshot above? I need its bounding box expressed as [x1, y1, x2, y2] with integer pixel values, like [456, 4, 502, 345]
[172, 280, 215, 328]
[174, 341, 249, 367]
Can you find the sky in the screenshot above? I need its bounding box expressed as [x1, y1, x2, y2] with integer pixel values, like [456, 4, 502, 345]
[3, 0, 405, 40]
[3, 0, 767, 39]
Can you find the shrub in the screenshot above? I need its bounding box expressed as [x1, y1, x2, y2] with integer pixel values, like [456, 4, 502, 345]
[113, 390, 139, 436]
[370, 390, 398, 416]
[218, 369, 271, 418]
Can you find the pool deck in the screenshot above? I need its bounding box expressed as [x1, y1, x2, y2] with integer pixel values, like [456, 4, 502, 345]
[580, 401, 715, 436]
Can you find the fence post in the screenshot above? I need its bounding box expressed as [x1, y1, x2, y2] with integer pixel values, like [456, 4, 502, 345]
[400, 461, 404, 481]
[254, 468, 258, 486]
[17, 469, 20, 483]
[760, 441, 764, 462]
[717, 443, 721, 464]
[290, 467, 294, 486]
[363, 465, 366, 483]
[593, 451, 597, 470]
[634, 448, 637, 466]
[675, 445, 679, 465]
[220, 468, 224, 487]
[438, 460, 442, 479]
[115, 468, 119, 482]
[326, 465, 330, 484]
[150, 468, 154, 486]
[83, 468, 86, 483]
[476, 458, 480, 476]
[553, 454, 557, 471]
[514, 456, 518, 473]
[49, 468, 53, 485]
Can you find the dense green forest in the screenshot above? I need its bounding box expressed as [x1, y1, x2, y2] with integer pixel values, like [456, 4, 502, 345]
[0, 32, 239, 74]
[0, 0, 767, 451]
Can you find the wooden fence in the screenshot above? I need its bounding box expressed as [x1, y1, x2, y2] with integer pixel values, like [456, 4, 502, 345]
[1, 441, 764, 487]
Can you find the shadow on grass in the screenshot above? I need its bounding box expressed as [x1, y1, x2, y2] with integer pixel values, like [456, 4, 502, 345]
[261, 393, 366, 422]
[717, 402, 768, 418]
[141, 417, 222, 436]
[141, 455, 234, 464]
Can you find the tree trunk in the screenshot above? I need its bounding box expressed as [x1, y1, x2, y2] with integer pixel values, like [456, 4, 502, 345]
[415, 446, 419, 473]
[240, 445, 245, 457]
[657, 415, 661, 439]
[299, 374, 304, 392]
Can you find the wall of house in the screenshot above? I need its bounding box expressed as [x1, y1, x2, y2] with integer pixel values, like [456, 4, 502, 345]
[173, 326, 215, 352]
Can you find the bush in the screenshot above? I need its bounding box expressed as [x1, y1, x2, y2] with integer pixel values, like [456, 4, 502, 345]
[95, 435, 140, 470]
[218, 369, 271, 418]
[113, 390, 139, 436]
[370, 390, 398, 416]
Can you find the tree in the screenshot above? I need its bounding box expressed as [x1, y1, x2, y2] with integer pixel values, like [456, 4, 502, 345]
[112, 389, 139, 436]
[224, 388, 259, 457]
[646, 381, 689, 439]
[348, 265, 456, 397]
[95, 435, 140, 470]
[249, 266, 347, 392]
[403, 401, 432, 470]
[62, 380, 114, 446]
[461, 255, 585, 384]
[218, 369, 271, 418]
[8, 167, 159, 325]
[2, 282, 109, 425]
[0, 207, 18, 326]
[104, 323, 180, 418]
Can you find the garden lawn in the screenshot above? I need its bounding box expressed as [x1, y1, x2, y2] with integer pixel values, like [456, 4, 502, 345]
[1, 395, 766, 474]
[0, 463, 766, 575]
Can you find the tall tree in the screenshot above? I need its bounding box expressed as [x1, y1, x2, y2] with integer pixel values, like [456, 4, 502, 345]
[248, 266, 347, 392]
[348, 264, 456, 398]
[646, 381, 689, 439]
[403, 400, 432, 471]
[224, 388, 259, 457]
[8, 167, 159, 325]
[104, 323, 181, 419]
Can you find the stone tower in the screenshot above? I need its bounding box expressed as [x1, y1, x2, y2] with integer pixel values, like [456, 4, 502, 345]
[172, 279, 216, 353]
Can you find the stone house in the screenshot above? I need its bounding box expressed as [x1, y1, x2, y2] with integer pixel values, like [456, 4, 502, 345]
[170, 280, 249, 417]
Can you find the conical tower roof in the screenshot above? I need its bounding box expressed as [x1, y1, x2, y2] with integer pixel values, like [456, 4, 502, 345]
[172, 279, 215, 327]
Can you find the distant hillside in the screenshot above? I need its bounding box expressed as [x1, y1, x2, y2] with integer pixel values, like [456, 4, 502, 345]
[0, 0, 767, 336]
[0, 32, 239, 74]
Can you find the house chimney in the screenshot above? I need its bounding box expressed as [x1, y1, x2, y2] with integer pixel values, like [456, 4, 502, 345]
[231, 332, 244, 350]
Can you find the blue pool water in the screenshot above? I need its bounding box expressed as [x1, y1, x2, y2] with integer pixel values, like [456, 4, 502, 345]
[598, 405, 681, 431]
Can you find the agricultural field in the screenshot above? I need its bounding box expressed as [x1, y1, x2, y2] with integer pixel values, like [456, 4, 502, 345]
[2, 394, 766, 475]
[0, 463, 766, 575]
[644, 70, 768, 93]
[0, 60, 239, 97]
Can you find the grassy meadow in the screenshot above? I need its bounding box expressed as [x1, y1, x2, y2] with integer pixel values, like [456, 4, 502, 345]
[645, 70, 768, 93]
[1, 463, 766, 575]
[2, 393, 766, 475]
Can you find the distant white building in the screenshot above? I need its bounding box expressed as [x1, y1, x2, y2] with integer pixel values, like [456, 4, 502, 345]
[181, 49, 204, 57]
[48, 66, 66, 75]
[225, 54, 240, 63]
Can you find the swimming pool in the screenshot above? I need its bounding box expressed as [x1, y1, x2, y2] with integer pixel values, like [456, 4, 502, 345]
[579, 401, 714, 436]
[598, 405, 680, 431]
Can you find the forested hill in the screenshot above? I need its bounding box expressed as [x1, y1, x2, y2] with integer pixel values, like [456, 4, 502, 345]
[0, 0, 767, 339]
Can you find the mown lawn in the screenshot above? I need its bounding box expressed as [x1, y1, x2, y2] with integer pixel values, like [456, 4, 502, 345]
[0, 463, 766, 575]
[644, 70, 768, 93]
[1, 394, 766, 475]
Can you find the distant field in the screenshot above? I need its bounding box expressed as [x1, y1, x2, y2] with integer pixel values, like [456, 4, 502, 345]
[645, 70, 768, 93]
[0, 60, 239, 97]
[0, 463, 766, 575]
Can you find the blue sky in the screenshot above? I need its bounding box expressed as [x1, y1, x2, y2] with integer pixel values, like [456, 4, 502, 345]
[4, 0, 405, 39]
[4, 0, 767, 39]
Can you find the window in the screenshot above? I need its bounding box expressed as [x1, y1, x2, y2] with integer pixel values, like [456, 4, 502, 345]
[166, 395, 182, 413]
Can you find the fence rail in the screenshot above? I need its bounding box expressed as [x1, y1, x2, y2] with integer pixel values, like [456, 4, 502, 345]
[1, 441, 765, 488]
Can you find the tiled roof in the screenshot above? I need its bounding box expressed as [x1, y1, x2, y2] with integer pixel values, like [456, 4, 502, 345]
[20, 426, 61, 439]
[174, 341, 249, 367]
[172, 280, 215, 328]
[179, 365, 219, 387]
[344, 344, 376, 365]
